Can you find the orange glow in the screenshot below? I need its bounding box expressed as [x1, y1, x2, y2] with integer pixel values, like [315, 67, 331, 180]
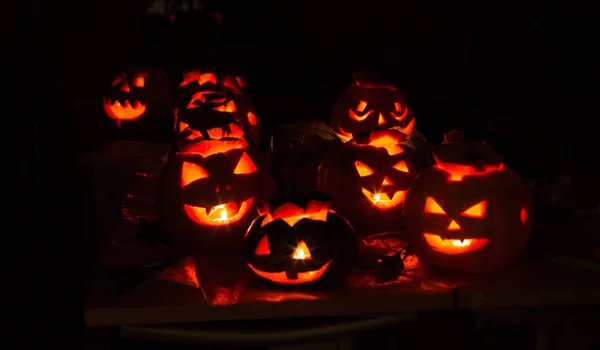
[178, 139, 248, 157]
[355, 161, 375, 177]
[336, 126, 353, 139]
[132, 76, 145, 87]
[378, 113, 386, 126]
[434, 155, 505, 181]
[368, 134, 404, 156]
[247, 111, 258, 126]
[292, 241, 312, 260]
[393, 161, 409, 173]
[111, 76, 122, 86]
[247, 261, 332, 285]
[179, 70, 217, 87]
[179, 121, 190, 131]
[461, 200, 487, 218]
[213, 100, 237, 113]
[356, 101, 368, 112]
[424, 197, 446, 215]
[184, 197, 254, 227]
[349, 109, 372, 121]
[181, 162, 209, 186]
[361, 188, 406, 209]
[260, 201, 330, 227]
[520, 207, 527, 224]
[102, 98, 147, 127]
[120, 81, 130, 92]
[187, 91, 221, 107]
[205, 123, 245, 140]
[391, 105, 408, 121]
[223, 76, 241, 92]
[235, 76, 247, 88]
[447, 220, 461, 230]
[394, 102, 402, 112]
[401, 118, 415, 135]
[254, 235, 270, 255]
[381, 176, 393, 185]
[423, 234, 488, 255]
[233, 152, 258, 175]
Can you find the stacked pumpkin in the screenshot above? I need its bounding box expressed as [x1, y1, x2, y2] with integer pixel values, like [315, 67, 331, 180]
[97, 68, 533, 287]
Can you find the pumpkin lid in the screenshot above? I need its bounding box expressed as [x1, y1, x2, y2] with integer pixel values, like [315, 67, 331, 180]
[353, 71, 396, 90]
[432, 130, 503, 170]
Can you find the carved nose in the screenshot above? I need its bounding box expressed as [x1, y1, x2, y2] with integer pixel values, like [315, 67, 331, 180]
[378, 113, 385, 126]
[381, 176, 393, 186]
[120, 81, 130, 92]
[447, 220, 461, 230]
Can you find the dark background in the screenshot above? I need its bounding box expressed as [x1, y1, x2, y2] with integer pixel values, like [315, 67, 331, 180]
[4, 0, 598, 344]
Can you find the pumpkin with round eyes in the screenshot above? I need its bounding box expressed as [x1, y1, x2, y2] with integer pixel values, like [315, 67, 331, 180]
[101, 68, 173, 137]
[244, 191, 359, 286]
[157, 137, 275, 250]
[330, 71, 416, 141]
[403, 131, 531, 273]
[175, 69, 260, 145]
[317, 130, 417, 235]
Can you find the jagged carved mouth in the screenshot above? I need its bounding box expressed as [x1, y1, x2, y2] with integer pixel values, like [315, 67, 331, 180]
[102, 97, 147, 125]
[422, 233, 488, 255]
[183, 197, 254, 226]
[361, 188, 407, 209]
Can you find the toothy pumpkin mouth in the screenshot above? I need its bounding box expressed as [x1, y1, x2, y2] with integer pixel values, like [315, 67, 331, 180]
[361, 188, 406, 209]
[423, 233, 488, 255]
[102, 97, 147, 121]
[184, 197, 254, 226]
[247, 261, 332, 285]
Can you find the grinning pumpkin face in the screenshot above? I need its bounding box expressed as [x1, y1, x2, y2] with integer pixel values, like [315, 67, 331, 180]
[403, 131, 531, 273]
[175, 69, 260, 144]
[330, 72, 415, 141]
[157, 137, 274, 249]
[317, 130, 417, 235]
[101, 68, 173, 132]
[244, 191, 359, 285]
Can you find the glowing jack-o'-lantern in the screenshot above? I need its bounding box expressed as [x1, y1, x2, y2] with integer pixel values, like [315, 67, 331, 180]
[157, 137, 275, 249]
[244, 191, 359, 285]
[330, 71, 416, 141]
[317, 130, 417, 235]
[175, 69, 260, 144]
[403, 131, 531, 273]
[101, 68, 173, 134]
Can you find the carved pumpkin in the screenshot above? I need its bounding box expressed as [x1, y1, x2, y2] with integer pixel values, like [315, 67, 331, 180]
[244, 191, 359, 285]
[317, 129, 417, 235]
[403, 131, 531, 273]
[330, 72, 416, 140]
[102, 68, 173, 135]
[157, 137, 274, 249]
[175, 69, 260, 145]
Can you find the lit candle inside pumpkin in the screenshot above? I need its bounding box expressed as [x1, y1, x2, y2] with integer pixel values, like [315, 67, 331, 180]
[292, 241, 311, 260]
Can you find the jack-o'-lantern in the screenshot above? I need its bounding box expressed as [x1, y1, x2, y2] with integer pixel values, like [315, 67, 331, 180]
[330, 71, 416, 140]
[244, 191, 359, 285]
[317, 129, 417, 235]
[101, 68, 173, 136]
[403, 131, 531, 273]
[157, 137, 275, 250]
[175, 69, 260, 144]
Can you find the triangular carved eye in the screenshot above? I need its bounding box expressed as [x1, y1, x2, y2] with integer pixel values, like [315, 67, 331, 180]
[393, 161, 409, 173]
[254, 235, 270, 255]
[181, 162, 209, 187]
[234, 153, 257, 175]
[355, 161, 374, 177]
[424, 197, 445, 215]
[461, 200, 487, 218]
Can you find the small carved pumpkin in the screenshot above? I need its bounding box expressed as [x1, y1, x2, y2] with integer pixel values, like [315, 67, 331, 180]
[403, 131, 531, 273]
[175, 69, 260, 145]
[157, 137, 274, 249]
[102, 68, 173, 135]
[317, 130, 417, 235]
[330, 72, 415, 140]
[244, 191, 359, 285]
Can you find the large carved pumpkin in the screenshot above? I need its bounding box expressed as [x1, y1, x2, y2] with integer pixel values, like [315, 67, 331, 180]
[403, 131, 531, 273]
[157, 137, 275, 250]
[317, 129, 417, 235]
[101, 68, 173, 138]
[175, 69, 260, 145]
[330, 72, 415, 140]
[244, 191, 359, 286]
